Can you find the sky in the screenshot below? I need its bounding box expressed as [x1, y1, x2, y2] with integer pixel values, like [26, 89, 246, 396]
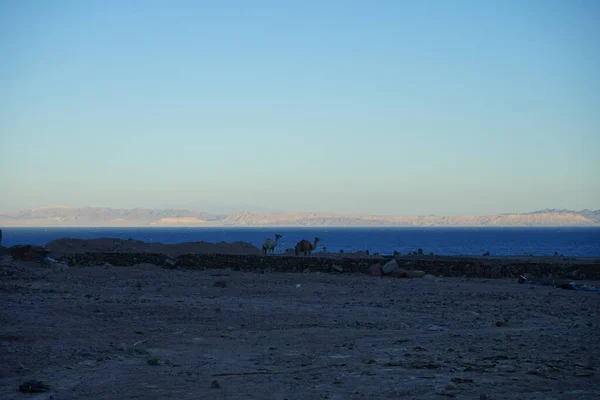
[1, 0, 599, 216]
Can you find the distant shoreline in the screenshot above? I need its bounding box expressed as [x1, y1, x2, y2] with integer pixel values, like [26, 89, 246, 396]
[2, 225, 600, 229]
[1, 206, 598, 228]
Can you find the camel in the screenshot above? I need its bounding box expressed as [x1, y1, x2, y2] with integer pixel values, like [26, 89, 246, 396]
[295, 237, 320, 256]
[262, 234, 282, 255]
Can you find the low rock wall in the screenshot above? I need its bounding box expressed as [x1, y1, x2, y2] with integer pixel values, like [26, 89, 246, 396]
[56, 252, 600, 280]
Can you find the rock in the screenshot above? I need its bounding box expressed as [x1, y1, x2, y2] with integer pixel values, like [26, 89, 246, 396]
[391, 268, 408, 278]
[451, 377, 474, 383]
[422, 274, 436, 281]
[19, 380, 50, 393]
[369, 263, 383, 276]
[165, 258, 176, 267]
[427, 325, 444, 331]
[381, 259, 398, 274]
[407, 270, 426, 278]
[147, 357, 160, 366]
[331, 264, 343, 273]
[10, 245, 49, 261]
[76, 349, 93, 357]
[210, 380, 221, 389]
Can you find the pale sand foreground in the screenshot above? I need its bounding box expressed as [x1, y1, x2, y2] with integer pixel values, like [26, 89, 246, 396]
[1, 261, 599, 400]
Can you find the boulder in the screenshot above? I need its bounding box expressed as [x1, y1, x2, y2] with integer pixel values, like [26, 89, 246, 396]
[10, 245, 49, 262]
[391, 268, 409, 278]
[369, 263, 383, 276]
[381, 259, 398, 274]
[407, 270, 426, 278]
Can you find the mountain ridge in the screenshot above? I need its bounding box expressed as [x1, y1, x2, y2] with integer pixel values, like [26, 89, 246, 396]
[0, 206, 599, 227]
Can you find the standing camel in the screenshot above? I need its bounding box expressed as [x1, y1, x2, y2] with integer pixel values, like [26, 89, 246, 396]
[295, 237, 320, 256]
[262, 234, 282, 255]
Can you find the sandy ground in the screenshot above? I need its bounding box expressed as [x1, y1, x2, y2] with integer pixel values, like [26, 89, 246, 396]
[1, 260, 599, 400]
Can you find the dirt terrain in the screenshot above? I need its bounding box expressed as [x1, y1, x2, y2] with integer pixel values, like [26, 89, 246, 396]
[1, 259, 599, 399]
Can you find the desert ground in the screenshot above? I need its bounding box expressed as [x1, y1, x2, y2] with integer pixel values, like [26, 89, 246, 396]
[1, 257, 599, 400]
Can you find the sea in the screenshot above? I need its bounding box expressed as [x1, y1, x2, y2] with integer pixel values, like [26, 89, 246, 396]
[1, 227, 599, 257]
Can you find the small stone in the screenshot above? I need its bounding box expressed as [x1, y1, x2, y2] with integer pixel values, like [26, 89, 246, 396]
[147, 357, 160, 366]
[427, 325, 444, 331]
[451, 377, 474, 383]
[445, 383, 457, 390]
[19, 380, 50, 393]
[210, 380, 221, 389]
[422, 274, 436, 281]
[76, 349, 92, 357]
[331, 265, 343, 273]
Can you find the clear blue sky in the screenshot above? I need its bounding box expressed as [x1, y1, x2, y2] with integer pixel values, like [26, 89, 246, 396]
[1, 0, 598, 215]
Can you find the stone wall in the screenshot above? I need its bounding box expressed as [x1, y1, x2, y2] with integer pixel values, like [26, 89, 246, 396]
[56, 252, 600, 280]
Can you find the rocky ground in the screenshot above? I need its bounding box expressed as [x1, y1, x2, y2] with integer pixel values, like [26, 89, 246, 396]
[1, 258, 599, 400]
[43, 238, 263, 257]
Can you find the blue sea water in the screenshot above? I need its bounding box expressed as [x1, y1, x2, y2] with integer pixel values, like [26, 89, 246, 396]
[1, 227, 599, 257]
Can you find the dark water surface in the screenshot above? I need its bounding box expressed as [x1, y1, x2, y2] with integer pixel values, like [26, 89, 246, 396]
[1, 227, 599, 257]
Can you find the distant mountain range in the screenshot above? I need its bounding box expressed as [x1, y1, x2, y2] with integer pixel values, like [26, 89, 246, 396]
[0, 206, 599, 227]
